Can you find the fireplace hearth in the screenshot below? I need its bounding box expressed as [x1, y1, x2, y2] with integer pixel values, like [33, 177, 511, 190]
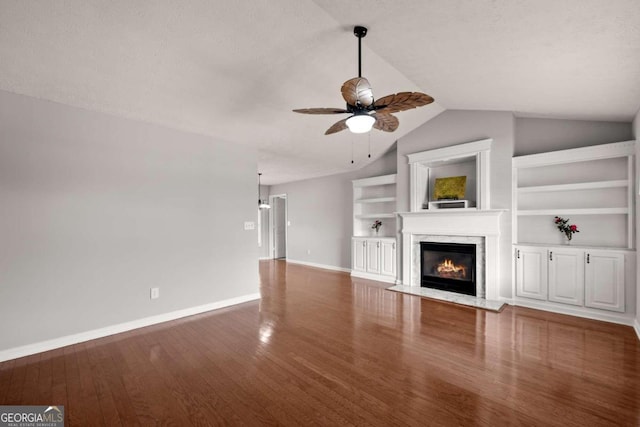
[420, 242, 476, 296]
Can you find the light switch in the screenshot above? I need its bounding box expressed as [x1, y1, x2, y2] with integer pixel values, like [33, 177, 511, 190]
[244, 221, 256, 230]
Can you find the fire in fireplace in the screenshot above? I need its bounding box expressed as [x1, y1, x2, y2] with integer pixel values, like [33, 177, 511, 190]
[420, 242, 476, 296]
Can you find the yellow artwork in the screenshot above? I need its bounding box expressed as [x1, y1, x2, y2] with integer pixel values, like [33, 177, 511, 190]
[433, 176, 466, 200]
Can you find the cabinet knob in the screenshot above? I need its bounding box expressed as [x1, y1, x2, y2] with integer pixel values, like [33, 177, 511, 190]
[392, 243, 395, 250]
[377, 242, 380, 248]
[516, 249, 520, 259]
[549, 251, 553, 261]
[587, 253, 590, 264]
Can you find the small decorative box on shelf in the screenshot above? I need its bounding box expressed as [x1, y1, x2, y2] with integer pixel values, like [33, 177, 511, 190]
[427, 200, 475, 209]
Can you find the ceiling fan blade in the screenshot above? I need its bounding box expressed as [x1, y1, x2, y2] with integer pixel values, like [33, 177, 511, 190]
[372, 113, 399, 132]
[374, 92, 434, 113]
[341, 77, 374, 107]
[293, 108, 349, 114]
[325, 118, 349, 135]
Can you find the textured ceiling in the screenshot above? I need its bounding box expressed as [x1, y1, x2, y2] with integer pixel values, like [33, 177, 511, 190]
[1, 1, 638, 184]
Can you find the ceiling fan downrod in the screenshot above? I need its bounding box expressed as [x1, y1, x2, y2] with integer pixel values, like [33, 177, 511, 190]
[354, 26, 367, 78]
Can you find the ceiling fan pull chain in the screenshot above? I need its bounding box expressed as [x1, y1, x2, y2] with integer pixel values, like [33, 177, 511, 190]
[368, 132, 371, 158]
[351, 136, 354, 164]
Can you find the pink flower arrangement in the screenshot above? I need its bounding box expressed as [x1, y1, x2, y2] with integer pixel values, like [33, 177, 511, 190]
[555, 216, 579, 241]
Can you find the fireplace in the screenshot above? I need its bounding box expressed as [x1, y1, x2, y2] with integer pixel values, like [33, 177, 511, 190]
[420, 242, 476, 296]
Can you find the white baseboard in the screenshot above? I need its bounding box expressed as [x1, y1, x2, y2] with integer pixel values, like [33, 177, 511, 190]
[350, 270, 397, 284]
[635, 318, 640, 341]
[286, 259, 351, 273]
[513, 297, 635, 327]
[0, 292, 261, 363]
[498, 296, 514, 305]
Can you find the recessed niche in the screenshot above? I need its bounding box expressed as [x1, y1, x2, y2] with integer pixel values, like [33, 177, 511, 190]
[407, 139, 492, 212]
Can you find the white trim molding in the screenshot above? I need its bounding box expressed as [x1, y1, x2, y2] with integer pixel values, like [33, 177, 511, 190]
[0, 292, 261, 363]
[635, 318, 640, 341]
[286, 259, 351, 273]
[513, 140, 636, 168]
[407, 138, 492, 212]
[351, 270, 397, 284]
[516, 297, 637, 328]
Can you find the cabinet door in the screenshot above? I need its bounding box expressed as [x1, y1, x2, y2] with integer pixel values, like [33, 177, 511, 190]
[585, 251, 625, 312]
[352, 239, 367, 272]
[548, 248, 584, 306]
[366, 240, 381, 274]
[380, 240, 396, 278]
[515, 246, 547, 300]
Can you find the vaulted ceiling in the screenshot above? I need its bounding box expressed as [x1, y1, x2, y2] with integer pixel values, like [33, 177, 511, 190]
[1, 1, 638, 184]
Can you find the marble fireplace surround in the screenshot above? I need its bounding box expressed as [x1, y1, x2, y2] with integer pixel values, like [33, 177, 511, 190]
[413, 234, 485, 297]
[398, 210, 503, 301]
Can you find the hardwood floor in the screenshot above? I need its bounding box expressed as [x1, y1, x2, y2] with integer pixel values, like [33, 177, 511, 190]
[2, 260, 639, 426]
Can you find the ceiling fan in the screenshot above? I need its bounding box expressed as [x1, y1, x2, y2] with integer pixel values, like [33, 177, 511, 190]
[293, 26, 434, 135]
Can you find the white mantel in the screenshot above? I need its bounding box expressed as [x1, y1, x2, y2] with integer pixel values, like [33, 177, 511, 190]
[398, 210, 504, 300]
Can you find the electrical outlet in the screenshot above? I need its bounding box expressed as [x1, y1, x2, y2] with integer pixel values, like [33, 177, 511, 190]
[244, 221, 255, 230]
[307, 249, 311, 255]
[150, 287, 159, 300]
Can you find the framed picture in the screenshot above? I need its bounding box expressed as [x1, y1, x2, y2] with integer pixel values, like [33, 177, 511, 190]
[433, 176, 466, 200]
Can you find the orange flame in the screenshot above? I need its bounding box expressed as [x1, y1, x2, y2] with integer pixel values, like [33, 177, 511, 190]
[436, 259, 467, 279]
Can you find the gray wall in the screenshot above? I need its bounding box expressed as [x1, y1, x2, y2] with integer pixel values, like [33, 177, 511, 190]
[635, 108, 640, 332]
[396, 110, 515, 298]
[259, 185, 270, 259]
[515, 117, 633, 156]
[269, 147, 397, 269]
[0, 91, 259, 351]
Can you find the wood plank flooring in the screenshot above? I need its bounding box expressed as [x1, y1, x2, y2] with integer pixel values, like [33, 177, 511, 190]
[1, 259, 639, 426]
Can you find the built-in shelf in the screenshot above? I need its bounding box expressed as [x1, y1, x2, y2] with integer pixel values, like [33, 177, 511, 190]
[516, 242, 636, 251]
[355, 213, 396, 219]
[517, 207, 629, 216]
[518, 180, 628, 193]
[353, 173, 397, 238]
[512, 140, 636, 249]
[352, 174, 398, 281]
[355, 197, 396, 204]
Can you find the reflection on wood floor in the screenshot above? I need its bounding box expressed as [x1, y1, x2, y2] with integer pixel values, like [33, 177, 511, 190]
[1, 259, 639, 425]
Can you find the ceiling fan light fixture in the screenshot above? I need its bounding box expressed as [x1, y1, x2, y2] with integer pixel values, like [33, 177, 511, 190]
[258, 172, 271, 209]
[346, 114, 375, 134]
[259, 200, 271, 209]
[293, 26, 434, 136]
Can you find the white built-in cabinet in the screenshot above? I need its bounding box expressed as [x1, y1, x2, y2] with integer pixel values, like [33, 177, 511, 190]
[352, 237, 396, 283]
[584, 251, 625, 312]
[515, 245, 625, 313]
[512, 141, 635, 322]
[548, 248, 584, 306]
[366, 238, 381, 274]
[515, 246, 548, 301]
[352, 237, 367, 272]
[351, 174, 398, 283]
[380, 240, 396, 277]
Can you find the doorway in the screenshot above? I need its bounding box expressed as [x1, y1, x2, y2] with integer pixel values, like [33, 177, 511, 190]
[269, 194, 287, 259]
